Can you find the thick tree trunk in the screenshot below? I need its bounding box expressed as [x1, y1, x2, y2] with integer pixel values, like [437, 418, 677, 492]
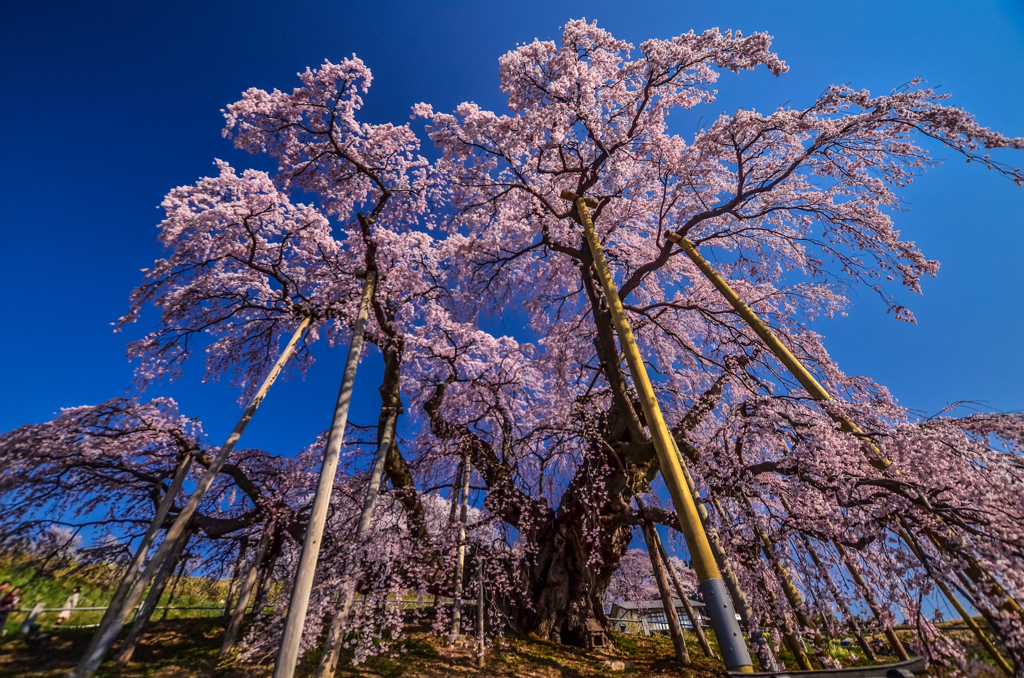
[517, 486, 632, 644]
[114, 529, 192, 668]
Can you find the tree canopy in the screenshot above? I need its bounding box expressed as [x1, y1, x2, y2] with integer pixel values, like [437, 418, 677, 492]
[3, 18, 1023, 675]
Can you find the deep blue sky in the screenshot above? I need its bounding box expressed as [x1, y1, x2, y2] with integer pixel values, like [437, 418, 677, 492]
[1, 0, 1022, 468]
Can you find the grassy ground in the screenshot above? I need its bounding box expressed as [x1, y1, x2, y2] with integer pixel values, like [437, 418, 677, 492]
[0, 616, 724, 678]
[0, 554, 228, 633]
[0, 557, 1009, 677]
[0, 613, 1013, 678]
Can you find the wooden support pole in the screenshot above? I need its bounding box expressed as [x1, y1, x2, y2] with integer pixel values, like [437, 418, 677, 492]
[224, 537, 248, 618]
[73, 316, 310, 678]
[160, 550, 191, 622]
[641, 521, 690, 664]
[314, 408, 399, 678]
[796, 532, 876, 662]
[448, 456, 466, 529]
[273, 274, 377, 678]
[896, 520, 1012, 675]
[222, 525, 275, 655]
[831, 541, 909, 661]
[714, 497, 813, 672]
[564, 191, 752, 672]
[75, 450, 194, 675]
[115, 529, 192, 667]
[637, 496, 712, 658]
[451, 451, 472, 641]
[251, 542, 277, 617]
[738, 493, 831, 669]
[477, 559, 485, 669]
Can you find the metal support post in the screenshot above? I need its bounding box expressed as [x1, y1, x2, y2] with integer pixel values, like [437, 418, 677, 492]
[562, 191, 753, 672]
[670, 234, 1018, 666]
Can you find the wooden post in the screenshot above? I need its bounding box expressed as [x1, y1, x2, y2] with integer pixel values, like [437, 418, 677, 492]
[314, 408, 399, 678]
[832, 541, 909, 661]
[221, 525, 275, 655]
[114, 529, 192, 668]
[273, 274, 377, 678]
[251, 541, 277, 617]
[797, 532, 876, 662]
[223, 536, 248, 618]
[897, 519, 1012, 675]
[641, 521, 690, 664]
[75, 450, 194, 675]
[563, 191, 752, 672]
[714, 496, 813, 671]
[73, 316, 310, 678]
[450, 451, 472, 641]
[652, 524, 713, 658]
[160, 550, 191, 621]
[739, 493, 831, 668]
[477, 559, 485, 669]
[775, 494, 878, 663]
[448, 457, 466, 528]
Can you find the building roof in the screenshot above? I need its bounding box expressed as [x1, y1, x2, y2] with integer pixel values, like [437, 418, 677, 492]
[611, 597, 705, 610]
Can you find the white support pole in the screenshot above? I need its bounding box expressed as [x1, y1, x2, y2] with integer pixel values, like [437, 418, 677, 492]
[72, 316, 311, 678]
[314, 408, 399, 678]
[272, 274, 377, 678]
[221, 525, 275, 655]
[477, 558, 485, 668]
[75, 449, 194, 673]
[450, 452, 471, 641]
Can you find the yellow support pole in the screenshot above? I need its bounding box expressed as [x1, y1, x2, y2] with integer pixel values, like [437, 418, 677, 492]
[897, 523, 1012, 676]
[669, 234, 1015, 671]
[738, 493, 831, 669]
[563, 191, 753, 672]
[667, 234, 889, 468]
[713, 497, 813, 671]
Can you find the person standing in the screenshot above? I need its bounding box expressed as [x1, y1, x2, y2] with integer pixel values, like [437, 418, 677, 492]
[54, 587, 81, 628]
[20, 601, 46, 635]
[0, 587, 21, 635]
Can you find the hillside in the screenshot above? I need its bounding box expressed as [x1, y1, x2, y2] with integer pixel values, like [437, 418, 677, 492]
[0, 557, 1007, 678]
[0, 554, 228, 632]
